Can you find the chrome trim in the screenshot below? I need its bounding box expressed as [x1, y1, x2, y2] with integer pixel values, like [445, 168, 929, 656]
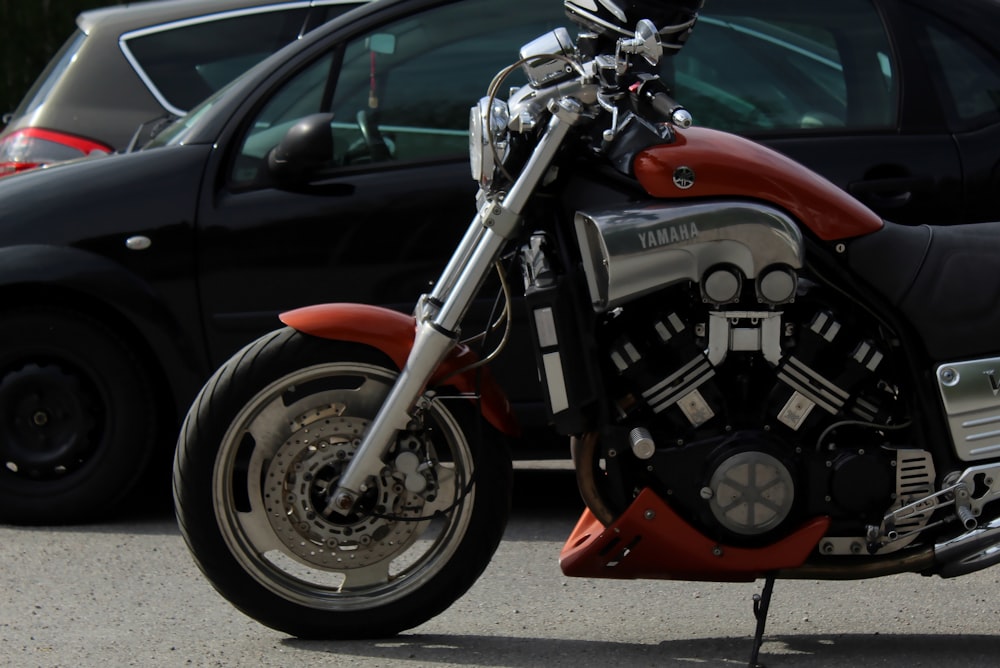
[574, 200, 804, 311]
[954, 461, 1000, 516]
[936, 357, 1000, 461]
[934, 515, 1000, 578]
[707, 311, 783, 367]
[777, 356, 848, 415]
[519, 28, 576, 87]
[641, 355, 714, 415]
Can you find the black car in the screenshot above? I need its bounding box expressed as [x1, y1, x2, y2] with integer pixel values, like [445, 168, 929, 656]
[1, 0, 999, 524]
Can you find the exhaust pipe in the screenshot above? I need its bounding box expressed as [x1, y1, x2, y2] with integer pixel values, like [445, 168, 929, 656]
[778, 516, 1000, 581]
[932, 515, 1000, 578]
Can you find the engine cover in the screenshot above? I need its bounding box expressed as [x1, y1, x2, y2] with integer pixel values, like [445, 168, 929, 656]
[574, 198, 804, 311]
[706, 450, 795, 535]
[937, 357, 1000, 462]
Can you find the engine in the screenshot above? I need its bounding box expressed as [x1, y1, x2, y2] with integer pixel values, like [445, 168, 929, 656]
[522, 197, 935, 553]
[593, 278, 928, 551]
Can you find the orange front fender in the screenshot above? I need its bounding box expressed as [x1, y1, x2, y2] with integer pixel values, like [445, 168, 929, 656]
[280, 303, 519, 436]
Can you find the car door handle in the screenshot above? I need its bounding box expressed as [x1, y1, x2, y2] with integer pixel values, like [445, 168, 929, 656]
[847, 176, 934, 209]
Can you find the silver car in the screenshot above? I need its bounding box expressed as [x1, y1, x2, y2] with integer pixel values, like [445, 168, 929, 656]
[0, 0, 362, 177]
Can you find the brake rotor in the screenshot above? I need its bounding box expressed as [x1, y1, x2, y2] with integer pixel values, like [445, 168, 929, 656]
[264, 405, 428, 569]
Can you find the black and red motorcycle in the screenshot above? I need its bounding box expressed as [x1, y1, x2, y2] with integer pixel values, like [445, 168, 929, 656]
[173, 1, 1000, 664]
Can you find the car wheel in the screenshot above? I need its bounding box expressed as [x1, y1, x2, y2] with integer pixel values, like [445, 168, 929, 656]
[0, 307, 157, 524]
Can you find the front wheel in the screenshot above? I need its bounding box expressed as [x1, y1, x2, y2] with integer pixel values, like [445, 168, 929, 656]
[173, 328, 511, 638]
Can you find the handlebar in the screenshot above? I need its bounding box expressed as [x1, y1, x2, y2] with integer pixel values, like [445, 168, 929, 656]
[649, 92, 692, 128]
[631, 76, 692, 128]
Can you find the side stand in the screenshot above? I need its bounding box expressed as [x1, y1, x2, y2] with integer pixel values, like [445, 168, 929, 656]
[748, 574, 776, 668]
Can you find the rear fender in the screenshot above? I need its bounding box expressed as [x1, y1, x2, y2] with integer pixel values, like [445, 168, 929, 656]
[280, 303, 519, 436]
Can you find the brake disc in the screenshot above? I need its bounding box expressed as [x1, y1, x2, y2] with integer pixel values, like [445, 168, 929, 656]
[264, 406, 429, 569]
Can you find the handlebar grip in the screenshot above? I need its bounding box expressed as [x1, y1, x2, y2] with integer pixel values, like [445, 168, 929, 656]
[649, 92, 692, 128]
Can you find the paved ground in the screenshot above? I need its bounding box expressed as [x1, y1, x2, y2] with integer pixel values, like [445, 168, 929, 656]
[2, 471, 1000, 667]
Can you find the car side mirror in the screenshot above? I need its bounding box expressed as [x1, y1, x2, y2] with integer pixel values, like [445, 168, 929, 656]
[267, 113, 335, 186]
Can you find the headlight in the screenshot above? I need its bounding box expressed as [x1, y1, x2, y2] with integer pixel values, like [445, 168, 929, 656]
[469, 96, 509, 188]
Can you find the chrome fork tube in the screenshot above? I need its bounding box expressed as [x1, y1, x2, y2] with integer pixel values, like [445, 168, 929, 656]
[434, 101, 580, 332]
[326, 103, 580, 514]
[428, 213, 488, 306]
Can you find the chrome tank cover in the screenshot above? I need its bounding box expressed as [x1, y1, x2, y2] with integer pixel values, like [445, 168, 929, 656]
[574, 200, 804, 311]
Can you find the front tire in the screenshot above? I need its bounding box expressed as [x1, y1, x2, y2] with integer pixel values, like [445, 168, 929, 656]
[174, 328, 511, 638]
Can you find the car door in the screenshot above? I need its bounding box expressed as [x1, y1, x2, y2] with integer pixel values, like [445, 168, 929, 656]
[673, 0, 964, 227]
[194, 0, 565, 412]
[893, 0, 1000, 225]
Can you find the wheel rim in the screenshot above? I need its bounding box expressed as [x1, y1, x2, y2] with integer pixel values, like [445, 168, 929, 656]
[0, 362, 100, 478]
[213, 362, 475, 609]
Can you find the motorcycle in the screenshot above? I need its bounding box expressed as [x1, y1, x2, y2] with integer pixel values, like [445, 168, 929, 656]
[173, 1, 1000, 665]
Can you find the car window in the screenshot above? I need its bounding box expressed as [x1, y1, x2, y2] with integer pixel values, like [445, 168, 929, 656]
[10, 30, 87, 118]
[913, 10, 1000, 129]
[326, 1, 558, 165]
[230, 53, 338, 182]
[230, 0, 563, 186]
[121, 7, 311, 115]
[672, 0, 897, 134]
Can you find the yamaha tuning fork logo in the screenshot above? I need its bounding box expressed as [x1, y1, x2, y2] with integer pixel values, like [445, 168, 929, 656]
[986, 369, 1000, 396]
[673, 165, 696, 189]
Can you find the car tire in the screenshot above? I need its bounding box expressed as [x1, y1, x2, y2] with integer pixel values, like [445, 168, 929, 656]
[0, 307, 157, 524]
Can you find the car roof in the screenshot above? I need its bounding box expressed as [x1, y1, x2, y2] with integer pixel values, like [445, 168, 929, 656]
[76, 0, 349, 34]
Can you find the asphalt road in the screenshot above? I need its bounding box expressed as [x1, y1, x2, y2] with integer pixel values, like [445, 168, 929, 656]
[2, 471, 1000, 668]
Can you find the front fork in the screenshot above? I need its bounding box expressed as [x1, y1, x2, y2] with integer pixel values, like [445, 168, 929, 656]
[325, 98, 586, 515]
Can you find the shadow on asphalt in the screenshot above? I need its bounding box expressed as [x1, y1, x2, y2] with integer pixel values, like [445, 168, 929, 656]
[285, 632, 1000, 667]
[510, 468, 583, 515]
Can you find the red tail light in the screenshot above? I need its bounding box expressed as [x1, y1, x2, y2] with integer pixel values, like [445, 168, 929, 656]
[0, 127, 112, 177]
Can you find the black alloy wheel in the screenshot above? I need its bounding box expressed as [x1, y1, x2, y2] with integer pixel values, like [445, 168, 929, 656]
[0, 307, 157, 524]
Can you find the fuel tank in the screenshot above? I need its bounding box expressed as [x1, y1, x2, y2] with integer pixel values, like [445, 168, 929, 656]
[633, 126, 883, 242]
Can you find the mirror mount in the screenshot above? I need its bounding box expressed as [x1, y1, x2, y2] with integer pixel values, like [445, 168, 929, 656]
[618, 19, 663, 66]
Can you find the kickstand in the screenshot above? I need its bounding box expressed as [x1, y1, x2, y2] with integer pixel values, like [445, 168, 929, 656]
[748, 574, 776, 668]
